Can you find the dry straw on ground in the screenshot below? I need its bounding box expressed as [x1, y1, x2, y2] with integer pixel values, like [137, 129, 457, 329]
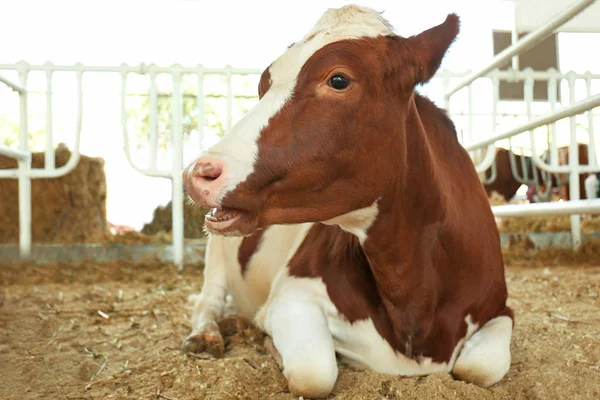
[1, 258, 599, 400]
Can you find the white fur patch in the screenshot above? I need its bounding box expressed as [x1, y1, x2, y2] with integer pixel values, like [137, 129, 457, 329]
[453, 315, 513, 387]
[201, 5, 395, 205]
[329, 310, 479, 376]
[258, 272, 480, 378]
[322, 201, 379, 243]
[223, 223, 314, 318]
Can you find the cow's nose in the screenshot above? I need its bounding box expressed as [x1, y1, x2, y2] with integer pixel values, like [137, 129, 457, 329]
[184, 158, 227, 207]
[192, 161, 223, 182]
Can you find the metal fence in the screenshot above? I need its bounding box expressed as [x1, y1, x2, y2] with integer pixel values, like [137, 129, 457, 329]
[1, 0, 600, 263]
[0, 62, 262, 267]
[444, 0, 600, 249]
[0, 66, 82, 259]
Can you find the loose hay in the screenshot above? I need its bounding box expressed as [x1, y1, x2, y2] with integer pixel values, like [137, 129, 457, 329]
[503, 239, 600, 267]
[1, 259, 599, 399]
[0, 147, 108, 243]
[88, 230, 174, 244]
[498, 214, 600, 234]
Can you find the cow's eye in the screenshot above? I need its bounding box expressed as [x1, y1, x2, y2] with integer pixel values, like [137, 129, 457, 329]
[328, 75, 350, 90]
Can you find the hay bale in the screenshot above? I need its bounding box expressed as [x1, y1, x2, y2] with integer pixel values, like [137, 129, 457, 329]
[141, 199, 209, 239]
[0, 147, 108, 243]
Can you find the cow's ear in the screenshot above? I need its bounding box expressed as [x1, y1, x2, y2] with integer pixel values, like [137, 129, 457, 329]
[387, 14, 459, 88]
[258, 65, 272, 99]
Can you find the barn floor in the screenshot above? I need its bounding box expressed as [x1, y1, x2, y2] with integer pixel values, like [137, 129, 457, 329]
[1, 260, 599, 400]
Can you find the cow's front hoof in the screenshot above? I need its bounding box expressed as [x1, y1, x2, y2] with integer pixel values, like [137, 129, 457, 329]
[217, 315, 252, 337]
[182, 323, 225, 358]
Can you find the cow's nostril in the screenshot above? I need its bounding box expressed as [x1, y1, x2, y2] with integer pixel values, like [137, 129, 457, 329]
[192, 161, 223, 181]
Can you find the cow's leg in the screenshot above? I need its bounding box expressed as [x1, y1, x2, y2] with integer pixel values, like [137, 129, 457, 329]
[452, 315, 513, 387]
[259, 289, 338, 399]
[182, 236, 228, 358]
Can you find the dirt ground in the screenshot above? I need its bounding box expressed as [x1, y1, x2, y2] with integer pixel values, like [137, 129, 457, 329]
[1, 260, 599, 400]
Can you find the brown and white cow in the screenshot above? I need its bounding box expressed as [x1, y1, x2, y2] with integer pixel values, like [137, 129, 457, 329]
[482, 145, 590, 202]
[182, 5, 513, 398]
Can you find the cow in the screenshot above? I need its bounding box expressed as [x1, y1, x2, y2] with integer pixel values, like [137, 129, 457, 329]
[182, 5, 513, 398]
[482, 145, 590, 203]
[482, 148, 539, 202]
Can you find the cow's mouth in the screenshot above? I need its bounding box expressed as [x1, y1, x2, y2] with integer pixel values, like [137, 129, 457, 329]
[204, 207, 248, 234]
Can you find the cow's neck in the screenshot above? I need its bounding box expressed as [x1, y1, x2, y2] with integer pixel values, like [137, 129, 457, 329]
[361, 95, 448, 342]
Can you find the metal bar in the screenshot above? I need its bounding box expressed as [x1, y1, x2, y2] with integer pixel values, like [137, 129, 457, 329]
[480, 77, 500, 184]
[473, 144, 497, 174]
[508, 144, 528, 184]
[0, 69, 84, 180]
[465, 93, 600, 152]
[467, 84, 473, 142]
[445, 0, 596, 99]
[491, 77, 499, 131]
[45, 65, 55, 169]
[0, 73, 26, 93]
[586, 73, 597, 168]
[170, 66, 185, 269]
[17, 66, 31, 259]
[225, 65, 233, 131]
[197, 65, 205, 151]
[567, 74, 582, 249]
[549, 74, 559, 168]
[18, 68, 28, 155]
[439, 70, 600, 81]
[442, 75, 451, 111]
[0, 63, 263, 75]
[36, 69, 83, 177]
[18, 158, 32, 259]
[524, 74, 552, 200]
[1, 63, 599, 83]
[149, 67, 158, 170]
[492, 199, 600, 217]
[511, 21, 519, 71]
[119, 68, 170, 178]
[0, 146, 30, 161]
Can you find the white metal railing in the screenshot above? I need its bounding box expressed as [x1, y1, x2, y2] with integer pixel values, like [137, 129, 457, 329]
[493, 199, 600, 218]
[117, 63, 261, 268]
[0, 61, 263, 268]
[0, 64, 83, 258]
[443, 0, 600, 250]
[2, 60, 599, 258]
[2, 11, 600, 260]
[444, 0, 597, 101]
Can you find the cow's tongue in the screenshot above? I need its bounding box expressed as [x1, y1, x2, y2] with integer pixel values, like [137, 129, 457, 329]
[207, 208, 241, 222]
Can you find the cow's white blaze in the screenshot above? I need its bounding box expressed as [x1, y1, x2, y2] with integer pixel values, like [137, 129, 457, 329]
[202, 5, 394, 206]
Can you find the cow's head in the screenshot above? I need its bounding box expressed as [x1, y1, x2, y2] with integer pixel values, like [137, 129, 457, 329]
[184, 5, 459, 236]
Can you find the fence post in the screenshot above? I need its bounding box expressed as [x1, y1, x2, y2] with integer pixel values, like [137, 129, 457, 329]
[171, 65, 185, 269]
[17, 63, 32, 259]
[567, 73, 581, 250]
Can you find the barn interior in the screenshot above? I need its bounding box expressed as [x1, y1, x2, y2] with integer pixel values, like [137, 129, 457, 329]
[1, 1, 599, 399]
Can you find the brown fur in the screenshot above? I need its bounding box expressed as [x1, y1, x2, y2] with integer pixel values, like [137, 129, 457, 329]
[238, 230, 265, 275]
